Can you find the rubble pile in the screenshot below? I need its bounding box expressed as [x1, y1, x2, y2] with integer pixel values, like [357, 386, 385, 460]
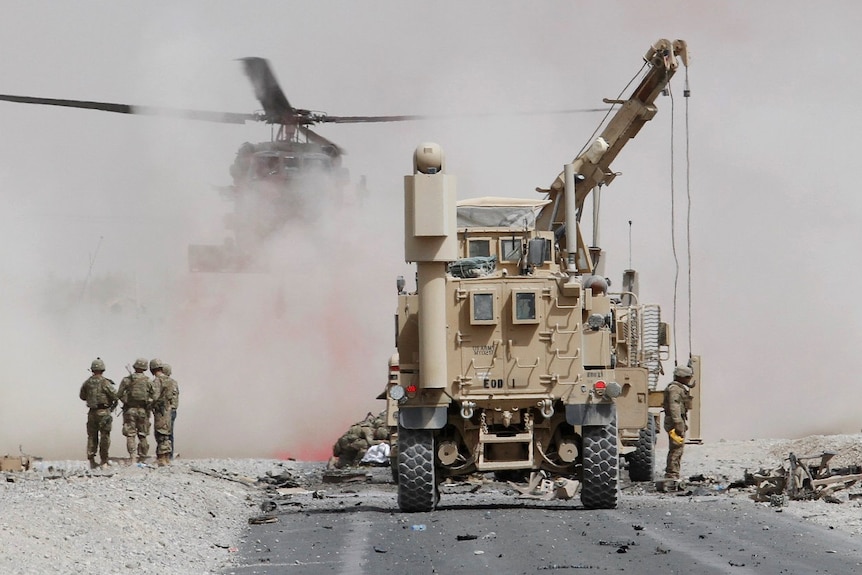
[751, 450, 862, 505]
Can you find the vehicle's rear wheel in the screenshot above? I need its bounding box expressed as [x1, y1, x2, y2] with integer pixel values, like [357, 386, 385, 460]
[581, 416, 619, 509]
[628, 414, 657, 482]
[397, 426, 437, 512]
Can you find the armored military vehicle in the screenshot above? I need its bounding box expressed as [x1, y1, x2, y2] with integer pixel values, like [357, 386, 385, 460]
[385, 39, 700, 512]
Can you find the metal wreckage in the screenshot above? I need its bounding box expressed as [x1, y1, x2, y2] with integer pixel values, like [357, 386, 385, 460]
[750, 451, 862, 505]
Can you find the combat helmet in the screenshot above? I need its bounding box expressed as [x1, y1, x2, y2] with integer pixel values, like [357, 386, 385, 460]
[162, 363, 172, 376]
[673, 365, 693, 379]
[91, 357, 106, 372]
[133, 358, 149, 371]
[149, 358, 163, 371]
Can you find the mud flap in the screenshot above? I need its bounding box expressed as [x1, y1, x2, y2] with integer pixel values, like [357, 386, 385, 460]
[399, 406, 447, 430]
[565, 403, 615, 426]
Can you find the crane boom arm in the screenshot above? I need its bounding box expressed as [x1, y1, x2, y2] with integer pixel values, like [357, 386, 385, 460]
[537, 39, 688, 232]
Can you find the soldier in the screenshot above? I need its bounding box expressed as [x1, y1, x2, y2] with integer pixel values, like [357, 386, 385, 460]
[117, 358, 156, 464]
[78, 358, 118, 469]
[150, 360, 178, 466]
[327, 415, 381, 469]
[162, 363, 179, 459]
[663, 365, 696, 481]
[149, 358, 163, 407]
[372, 410, 390, 442]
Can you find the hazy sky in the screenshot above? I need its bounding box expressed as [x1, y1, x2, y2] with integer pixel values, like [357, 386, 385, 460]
[2, 1, 860, 459]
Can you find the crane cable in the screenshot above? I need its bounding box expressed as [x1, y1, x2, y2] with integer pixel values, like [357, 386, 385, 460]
[668, 67, 694, 366]
[684, 66, 693, 362]
[669, 85, 679, 364]
[574, 61, 650, 160]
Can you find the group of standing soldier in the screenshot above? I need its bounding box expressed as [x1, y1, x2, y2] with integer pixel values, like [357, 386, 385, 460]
[79, 357, 180, 469]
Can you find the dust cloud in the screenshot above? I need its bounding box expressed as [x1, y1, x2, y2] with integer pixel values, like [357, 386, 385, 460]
[3, 2, 862, 459]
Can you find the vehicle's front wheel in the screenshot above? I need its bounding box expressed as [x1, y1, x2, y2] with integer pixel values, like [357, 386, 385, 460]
[397, 426, 437, 512]
[581, 416, 619, 509]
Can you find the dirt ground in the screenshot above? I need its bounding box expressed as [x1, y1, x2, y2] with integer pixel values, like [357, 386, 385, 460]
[2, 433, 861, 574]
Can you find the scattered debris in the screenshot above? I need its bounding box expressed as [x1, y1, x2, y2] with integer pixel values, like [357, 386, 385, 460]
[258, 470, 300, 489]
[190, 467, 257, 486]
[322, 469, 372, 483]
[456, 534, 478, 541]
[248, 515, 278, 525]
[276, 487, 313, 496]
[509, 471, 581, 501]
[1, 454, 34, 472]
[598, 539, 637, 549]
[553, 478, 581, 500]
[373, 546, 387, 554]
[752, 451, 862, 503]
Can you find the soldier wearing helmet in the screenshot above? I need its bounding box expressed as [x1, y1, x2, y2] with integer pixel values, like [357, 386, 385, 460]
[662, 364, 696, 481]
[150, 359, 178, 466]
[161, 363, 180, 459]
[79, 357, 118, 469]
[116, 358, 156, 463]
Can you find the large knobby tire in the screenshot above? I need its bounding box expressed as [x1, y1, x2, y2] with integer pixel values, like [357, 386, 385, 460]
[397, 426, 437, 512]
[628, 415, 657, 482]
[581, 417, 619, 509]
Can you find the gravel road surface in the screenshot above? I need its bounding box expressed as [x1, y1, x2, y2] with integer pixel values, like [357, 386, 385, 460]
[3, 434, 862, 574]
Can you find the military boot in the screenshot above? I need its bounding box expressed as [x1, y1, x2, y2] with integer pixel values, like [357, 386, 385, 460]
[157, 455, 170, 467]
[88, 456, 98, 470]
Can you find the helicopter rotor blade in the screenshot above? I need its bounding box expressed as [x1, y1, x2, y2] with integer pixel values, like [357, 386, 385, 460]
[240, 57, 295, 123]
[0, 94, 258, 125]
[321, 108, 610, 124]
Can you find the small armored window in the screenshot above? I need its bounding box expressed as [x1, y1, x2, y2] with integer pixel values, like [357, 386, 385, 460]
[500, 238, 522, 262]
[512, 291, 540, 324]
[470, 292, 497, 325]
[468, 239, 491, 258]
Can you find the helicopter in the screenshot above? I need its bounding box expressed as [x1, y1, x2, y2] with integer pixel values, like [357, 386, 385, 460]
[1, 58, 607, 273]
[0, 58, 435, 272]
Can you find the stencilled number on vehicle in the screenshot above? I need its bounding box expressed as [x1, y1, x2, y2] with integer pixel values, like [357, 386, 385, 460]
[483, 378, 504, 389]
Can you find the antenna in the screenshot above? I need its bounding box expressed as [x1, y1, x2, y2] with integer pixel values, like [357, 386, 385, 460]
[627, 220, 632, 269]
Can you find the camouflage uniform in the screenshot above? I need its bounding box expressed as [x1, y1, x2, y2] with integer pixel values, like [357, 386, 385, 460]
[79, 358, 118, 469]
[162, 363, 179, 459]
[152, 368, 179, 466]
[663, 366, 695, 479]
[117, 358, 156, 462]
[329, 413, 382, 469]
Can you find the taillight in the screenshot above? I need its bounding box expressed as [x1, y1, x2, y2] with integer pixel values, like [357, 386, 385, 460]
[389, 364, 400, 382]
[594, 380, 607, 393]
[406, 384, 418, 398]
